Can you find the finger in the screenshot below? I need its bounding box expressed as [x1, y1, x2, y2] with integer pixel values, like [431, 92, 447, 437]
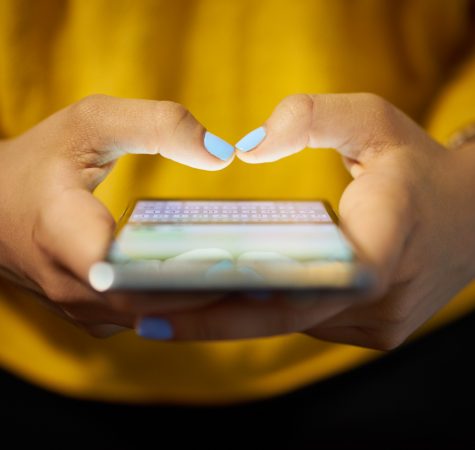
[61, 302, 135, 327]
[37, 283, 135, 333]
[135, 294, 353, 341]
[305, 282, 417, 350]
[65, 95, 235, 171]
[33, 189, 114, 280]
[34, 191, 229, 312]
[106, 291, 226, 315]
[25, 95, 233, 190]
[31, 260, 135, 325]
[94, 248, 232, 313]
[29, 282, 134, 334]
[236, 93, 425, 165]
[32, 254, 106, 301]
[338, 172, 415, 290]
[85, 324, 130, 338]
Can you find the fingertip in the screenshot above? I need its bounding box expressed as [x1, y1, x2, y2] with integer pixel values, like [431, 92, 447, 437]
[235, 140, 281, 164]
[235, 126, 266, 152]
[203, 131, 235, 161]
[236, 117, 305, 164]
[235, 149, 260, 163]
[204, 152, 235, 171]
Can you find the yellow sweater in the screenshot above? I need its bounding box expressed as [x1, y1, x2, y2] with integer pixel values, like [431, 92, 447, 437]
[1, 0, 475, 405]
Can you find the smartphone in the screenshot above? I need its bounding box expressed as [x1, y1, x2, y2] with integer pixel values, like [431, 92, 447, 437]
[88, 199, 376, 293]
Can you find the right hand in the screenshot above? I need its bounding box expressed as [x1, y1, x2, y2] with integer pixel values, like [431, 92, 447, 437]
[0, 94, 233, 336]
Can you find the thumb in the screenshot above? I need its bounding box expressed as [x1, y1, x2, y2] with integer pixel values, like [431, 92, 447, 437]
[33, 189, 114, 281]
[236, 93, 424, 165]
[23, 94, 234, 191]
[338, 171, 414, 293]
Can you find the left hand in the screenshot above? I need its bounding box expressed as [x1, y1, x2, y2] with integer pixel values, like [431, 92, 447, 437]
[137, 93, 475, 350]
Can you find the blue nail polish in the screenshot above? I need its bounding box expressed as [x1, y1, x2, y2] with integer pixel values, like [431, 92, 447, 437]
[204, 131, 234, 161]
[235, 126, 266, 152]
[137, 318, 173, 340]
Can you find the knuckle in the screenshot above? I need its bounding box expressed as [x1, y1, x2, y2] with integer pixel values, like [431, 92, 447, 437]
[346, 93, 404, 158]
[152, 101, 196, 143]
[155, 101, 191, 129]
[161, 100, 189, 119]
[359, 92, 391, 113]
[67, 94, 111, 147]
[278, 94, 314, 120]
[69, 94, 109, 121]
[357, 92, 400, 134]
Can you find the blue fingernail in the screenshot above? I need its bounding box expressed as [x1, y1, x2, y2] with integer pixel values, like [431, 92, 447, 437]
[137, 318, 173, 340]
[235, 126, 266, 152]
[204, 131, 234, 161]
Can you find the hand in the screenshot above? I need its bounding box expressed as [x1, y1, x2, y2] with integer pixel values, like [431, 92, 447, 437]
[0, 95, 234, 337]
[140, 93, 475, 350]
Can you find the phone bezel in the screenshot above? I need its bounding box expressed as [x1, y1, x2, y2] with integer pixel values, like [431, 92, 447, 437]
[94, 197, 376, 294]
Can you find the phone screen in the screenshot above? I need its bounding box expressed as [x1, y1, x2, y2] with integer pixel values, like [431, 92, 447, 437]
[89, 200, 373, 292]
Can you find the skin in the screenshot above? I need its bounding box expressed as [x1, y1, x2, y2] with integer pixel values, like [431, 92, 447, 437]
[1, 93, 475, 349]
[0, 95, 232, 336]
